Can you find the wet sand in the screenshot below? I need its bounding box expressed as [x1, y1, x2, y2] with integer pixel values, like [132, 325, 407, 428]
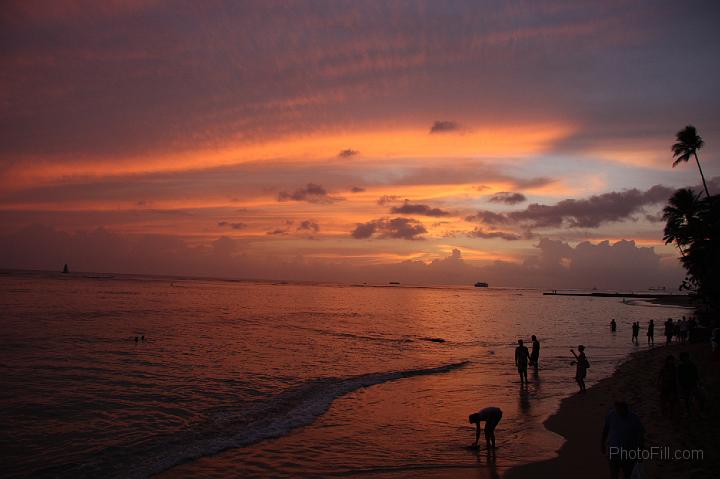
[505, 342, 719, 479]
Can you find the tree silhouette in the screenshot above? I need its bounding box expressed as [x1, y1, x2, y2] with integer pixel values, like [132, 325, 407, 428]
[663, 189, 719, 309]
[672, 125, 710, 197]
[662, 188, 703, 255]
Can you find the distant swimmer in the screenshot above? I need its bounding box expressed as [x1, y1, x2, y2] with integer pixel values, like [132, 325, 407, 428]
[610, 319, 617, 333]
[529, 335, 540, 369]
[515, 339, 530, 384]
[570, 345, 589, 393]
[469, 406, 503, 449]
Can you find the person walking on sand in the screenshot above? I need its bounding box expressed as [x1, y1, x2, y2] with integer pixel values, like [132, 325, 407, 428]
[529, 335, 540, 369]
[647, 320, 654, 346]
[610, 319, 617, 333]
[664, 318, 673, 345]
[469, 406, 503, 449]
[570, 345, 589, 393]
[631, 322, 640, 345]
[515, 339, 530, 384]
[601, 401, 645, 479]
[658, 355, 678, 417]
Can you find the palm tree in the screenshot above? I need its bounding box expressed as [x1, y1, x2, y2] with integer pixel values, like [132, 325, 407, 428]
[672, 125, 710, 197]
[662, 188, 703, 254]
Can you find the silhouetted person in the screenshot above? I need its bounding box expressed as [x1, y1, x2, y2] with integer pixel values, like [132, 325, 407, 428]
[601, 401, 645, 479]
[679, 318, 688, 344]
[658, 355, 677, 417]
[677, 352, 703, 414]
[515, 339, 530, 384]
[647, 320, 654, 346]
[631, 322, 639, 345]
[529, 335, 540, 369]
[134, 336, 139, 344]
[664, 318, 673, 345]
[469, 407, 502, 449]
[570, 345, 589, 393]
[712, 328, 720, 353]
[610, 319, 617, 333]
[141, 335, 145, 341]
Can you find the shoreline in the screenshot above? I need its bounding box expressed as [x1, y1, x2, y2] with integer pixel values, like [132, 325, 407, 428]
[504, 341, 718, 479]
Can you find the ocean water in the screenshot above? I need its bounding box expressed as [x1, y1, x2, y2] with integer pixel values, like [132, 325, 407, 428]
[0, 271, 688, 478]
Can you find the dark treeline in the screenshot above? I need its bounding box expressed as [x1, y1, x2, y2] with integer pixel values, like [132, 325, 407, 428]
[663, 126, 719, 311]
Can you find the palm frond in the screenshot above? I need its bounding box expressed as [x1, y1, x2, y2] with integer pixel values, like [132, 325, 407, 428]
[672, 153, 690, 167]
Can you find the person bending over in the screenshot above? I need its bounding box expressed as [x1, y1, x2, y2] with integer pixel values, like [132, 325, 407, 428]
[469, 406, 503, 449]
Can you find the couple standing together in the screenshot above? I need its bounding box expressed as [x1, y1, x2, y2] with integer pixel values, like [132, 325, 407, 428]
[515, 337, 590, 392]
[514, 336, 540, 383]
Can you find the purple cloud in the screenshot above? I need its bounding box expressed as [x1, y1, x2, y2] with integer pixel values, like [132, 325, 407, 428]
[488, 192, 527, 205]
[338, 149, 359, 158]
[277, 183, 344, 203]
[429, 121, 461, 134]
[351, 217, 427, 240]
[467, 184, 674, 229]
[297, 220, 319, 232]
[465, 210, 511, 225]
[390, 200, 450, 217]
[377, 195, 401, 205]
[218, 221, 247, 230]
[467, 227, 521, 241]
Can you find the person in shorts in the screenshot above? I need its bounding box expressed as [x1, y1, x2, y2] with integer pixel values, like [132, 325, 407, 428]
[469, 406, 503, 449]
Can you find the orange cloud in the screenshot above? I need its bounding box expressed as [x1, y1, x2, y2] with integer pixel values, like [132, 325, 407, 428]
[2, 122, 574, 188]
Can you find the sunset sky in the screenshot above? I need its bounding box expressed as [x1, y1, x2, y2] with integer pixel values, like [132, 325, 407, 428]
[1, 0, 719, 287]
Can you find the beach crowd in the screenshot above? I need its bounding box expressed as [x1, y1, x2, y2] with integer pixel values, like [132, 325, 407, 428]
[473, 313, 710, 479]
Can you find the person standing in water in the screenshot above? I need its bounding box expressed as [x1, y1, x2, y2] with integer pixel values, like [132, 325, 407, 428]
[631, 322, 640, 345]
[647, 320, 654, 346]
[515, 339, 530, 384]
[610, 319, 617, 333]
[664, 318, 674, 345]
[469, 407, 503, 449]
[529, 335, 540, 369]
[571, 345, 589, 393]
[679, 318, 688, 344]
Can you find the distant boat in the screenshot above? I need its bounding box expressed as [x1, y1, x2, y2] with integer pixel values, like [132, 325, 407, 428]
[648, 286, 666, 291]
[474, 282, 488, 288]
[389, 281, 400, 285]
[62, 264, 69, 274]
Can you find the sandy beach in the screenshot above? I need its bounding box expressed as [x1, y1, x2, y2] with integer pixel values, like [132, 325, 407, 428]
[505, 341, 718, 479]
